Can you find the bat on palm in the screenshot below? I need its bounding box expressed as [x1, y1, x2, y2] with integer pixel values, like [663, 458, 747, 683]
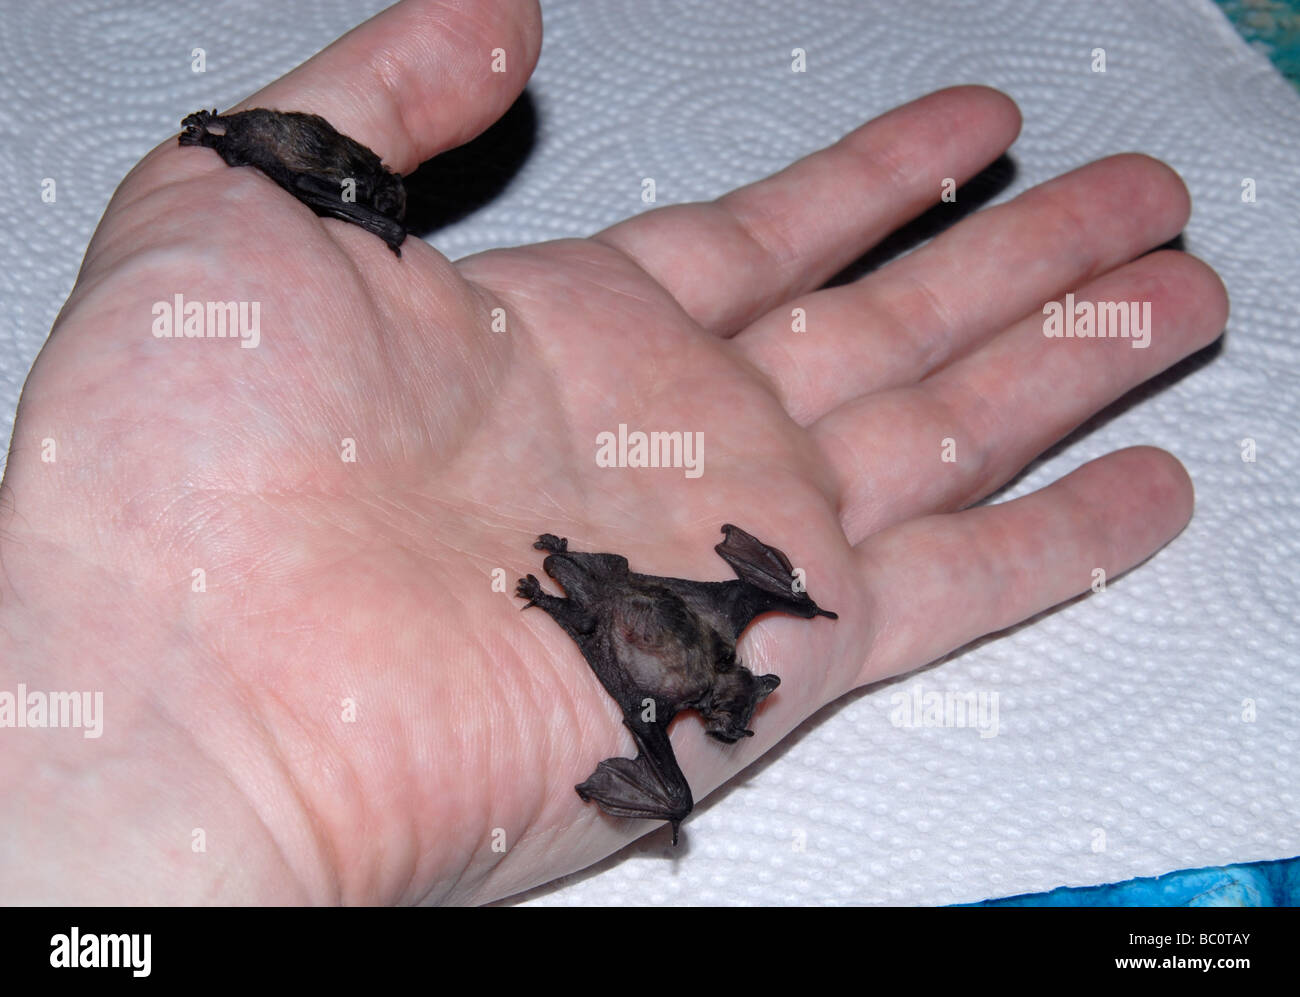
[517, 525, 837, 843]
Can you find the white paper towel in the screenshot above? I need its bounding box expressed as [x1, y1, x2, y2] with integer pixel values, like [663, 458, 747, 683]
[1, 0, 1296, 906]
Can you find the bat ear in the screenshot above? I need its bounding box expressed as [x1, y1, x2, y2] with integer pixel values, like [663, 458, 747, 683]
[757, 674, 780, 700]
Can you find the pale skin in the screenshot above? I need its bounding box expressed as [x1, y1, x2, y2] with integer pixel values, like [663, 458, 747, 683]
[0, 0, 1227, 905]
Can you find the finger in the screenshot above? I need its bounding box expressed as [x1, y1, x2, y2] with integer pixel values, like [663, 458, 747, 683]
[239, 0, 543, 174]
[737, 154, 1192, 424]
[850, 446, 1193, 691]
[815, 250, 1227, 544]
[593, 85, 1021, 334]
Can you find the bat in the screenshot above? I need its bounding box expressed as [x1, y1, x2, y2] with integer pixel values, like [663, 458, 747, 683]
[178, 108, 407, 255]
[516, 524, 837, 843]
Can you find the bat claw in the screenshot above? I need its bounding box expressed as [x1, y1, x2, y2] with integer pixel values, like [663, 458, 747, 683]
[516, 574, 545, 606]
[534, 534, 568, 553]
[179, 108, 217, 146]
[180, 108, 216, 129]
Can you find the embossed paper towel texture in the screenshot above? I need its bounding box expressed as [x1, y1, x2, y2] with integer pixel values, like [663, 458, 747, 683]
[0, 0, 1296, 906]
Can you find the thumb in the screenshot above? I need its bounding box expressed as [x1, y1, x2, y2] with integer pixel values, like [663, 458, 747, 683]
[239, 0, 542, 175]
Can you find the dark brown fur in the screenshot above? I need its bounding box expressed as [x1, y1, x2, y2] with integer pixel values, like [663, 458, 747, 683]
[179, 108, 407, 255]
[517, 525, 836, 842]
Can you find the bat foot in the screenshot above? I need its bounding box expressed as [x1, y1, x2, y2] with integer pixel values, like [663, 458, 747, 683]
[515, 573, 544, 607]
[534, 534, 568, 553]
[179, 108, 219, 146]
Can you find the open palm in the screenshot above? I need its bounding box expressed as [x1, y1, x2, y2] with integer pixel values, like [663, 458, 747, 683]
[0, 0, 1226, 905]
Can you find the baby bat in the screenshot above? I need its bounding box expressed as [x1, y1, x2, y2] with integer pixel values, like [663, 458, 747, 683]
[516, 524, 837, 843]
[179, 108, 407, 255]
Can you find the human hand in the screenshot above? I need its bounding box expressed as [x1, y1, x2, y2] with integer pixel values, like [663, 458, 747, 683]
[0, 0, 1226, 904]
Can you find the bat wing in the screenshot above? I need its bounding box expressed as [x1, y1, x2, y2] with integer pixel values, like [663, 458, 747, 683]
[288, 174, 407, 255]
[715, 523, 799, 596]
[576, 715, 693, 844]
[715, 523, 837, 621]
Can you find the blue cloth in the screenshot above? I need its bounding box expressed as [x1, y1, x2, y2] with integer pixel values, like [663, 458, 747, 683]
[1215, 0, 1300, 90]
[962, 855, 1300, 906]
